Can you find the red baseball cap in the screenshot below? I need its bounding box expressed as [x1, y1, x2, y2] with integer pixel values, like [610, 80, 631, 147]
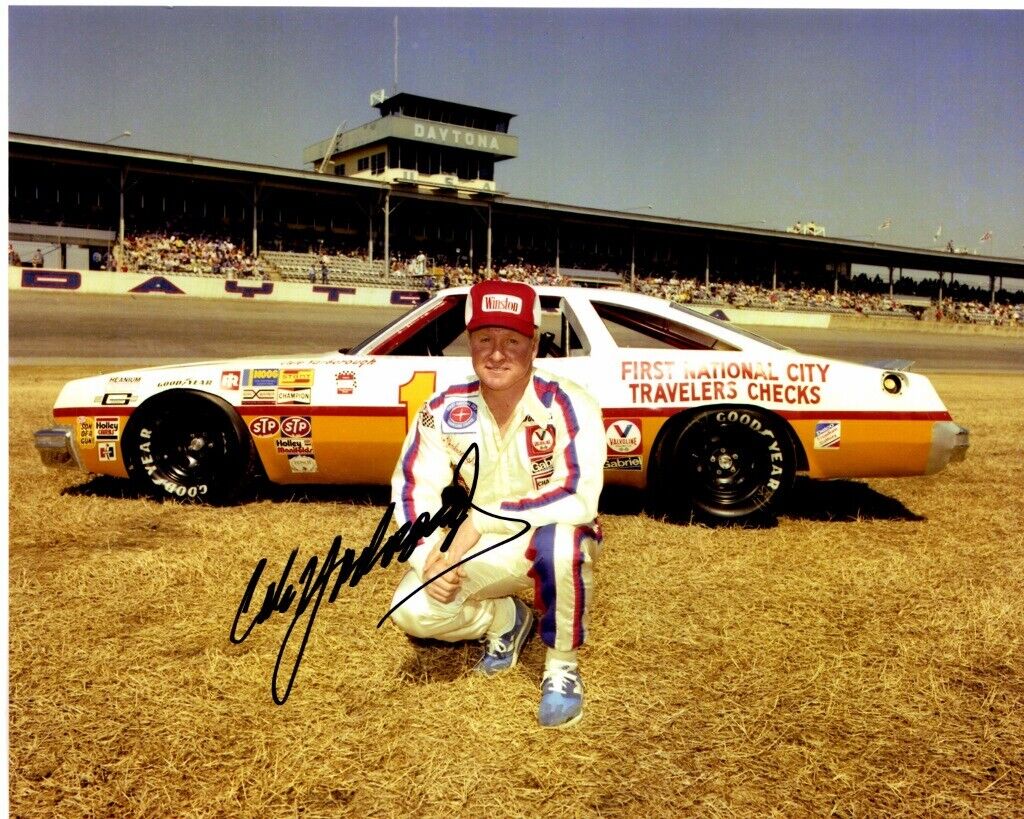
[465, 280, 540, 337]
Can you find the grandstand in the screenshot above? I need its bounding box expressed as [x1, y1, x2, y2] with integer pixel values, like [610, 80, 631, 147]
[258, 250, 419, 288]
[8, 87, 1024, 321]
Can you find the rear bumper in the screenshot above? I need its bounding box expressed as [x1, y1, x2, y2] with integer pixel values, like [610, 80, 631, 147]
[34, 425, 84, 470]
[926, 421, 969, 474]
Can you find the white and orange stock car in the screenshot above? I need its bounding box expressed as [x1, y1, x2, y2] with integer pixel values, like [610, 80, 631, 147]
[35, 286, 968, 523]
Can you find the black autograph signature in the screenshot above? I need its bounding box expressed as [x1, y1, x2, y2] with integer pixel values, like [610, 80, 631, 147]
[230, 443, 531, 705]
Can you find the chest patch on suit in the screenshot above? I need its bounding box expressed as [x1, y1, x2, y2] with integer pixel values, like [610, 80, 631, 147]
[525, 424, 556, 456]
[442, 399, 478, 433]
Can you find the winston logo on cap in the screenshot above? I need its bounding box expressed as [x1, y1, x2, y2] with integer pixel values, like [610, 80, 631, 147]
[481, 294, 523, 314]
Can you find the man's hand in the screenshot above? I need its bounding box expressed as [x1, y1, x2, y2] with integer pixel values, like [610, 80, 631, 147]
[422, 520, 480, 604]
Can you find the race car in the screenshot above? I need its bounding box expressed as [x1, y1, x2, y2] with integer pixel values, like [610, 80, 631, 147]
[34, 286, 969, 523]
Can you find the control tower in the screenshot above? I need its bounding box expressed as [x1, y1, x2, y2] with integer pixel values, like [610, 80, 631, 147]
[303, 91, 518, 197]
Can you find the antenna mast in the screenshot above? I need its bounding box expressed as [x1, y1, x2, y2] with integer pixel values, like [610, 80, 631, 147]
[393, 15, 399, 93]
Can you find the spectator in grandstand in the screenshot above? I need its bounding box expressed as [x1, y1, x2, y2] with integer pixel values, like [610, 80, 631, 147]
[307, 264, 317, 283]
[31, 248, 44, 267]
[320, 261, 329, 284]
[9, 245, 21, 266]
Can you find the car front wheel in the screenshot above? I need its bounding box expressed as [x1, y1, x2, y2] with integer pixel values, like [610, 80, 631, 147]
[122, 391, 254, 504]
[654, 407, 796, 524]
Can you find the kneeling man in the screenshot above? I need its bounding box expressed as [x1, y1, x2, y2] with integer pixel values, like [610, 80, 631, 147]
[387, 280, 604, 728]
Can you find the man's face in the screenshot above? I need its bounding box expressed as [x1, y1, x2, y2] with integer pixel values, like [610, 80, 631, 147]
[469, 326, 538, 396]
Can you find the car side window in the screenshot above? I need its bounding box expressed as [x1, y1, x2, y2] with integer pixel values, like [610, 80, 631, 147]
[591, 301, 736, 351]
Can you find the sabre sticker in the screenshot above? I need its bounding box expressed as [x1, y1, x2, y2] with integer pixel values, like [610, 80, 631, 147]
[605, 419, 642, 454]
[814, 421, 841, 449]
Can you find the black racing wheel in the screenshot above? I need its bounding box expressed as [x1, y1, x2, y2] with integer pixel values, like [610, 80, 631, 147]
[653, 407, 796, 524]
[122, 390, 255, 504]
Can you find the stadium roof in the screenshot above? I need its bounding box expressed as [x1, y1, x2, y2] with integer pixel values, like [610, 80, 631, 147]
[9, 131, 1024, 281]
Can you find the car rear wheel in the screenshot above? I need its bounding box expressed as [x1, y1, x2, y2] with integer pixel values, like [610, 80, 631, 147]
[653, 407, 796, 524]
[123, 391, 254, 504]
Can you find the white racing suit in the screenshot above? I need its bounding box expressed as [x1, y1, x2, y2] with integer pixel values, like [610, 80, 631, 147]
[388, 369, 605, 652]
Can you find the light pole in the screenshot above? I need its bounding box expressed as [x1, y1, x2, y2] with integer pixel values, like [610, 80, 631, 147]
[103, 129, 132, 145]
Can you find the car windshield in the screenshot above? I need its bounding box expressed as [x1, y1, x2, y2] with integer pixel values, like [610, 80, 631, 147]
[668, 302, 789, 350]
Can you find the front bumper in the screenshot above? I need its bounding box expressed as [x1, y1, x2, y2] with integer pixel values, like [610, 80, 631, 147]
[926, 421, 970, 474]
[34, 425, 83, 470]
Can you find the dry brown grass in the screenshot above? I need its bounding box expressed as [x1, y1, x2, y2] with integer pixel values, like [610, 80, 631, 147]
[8, 366, 1024, 817]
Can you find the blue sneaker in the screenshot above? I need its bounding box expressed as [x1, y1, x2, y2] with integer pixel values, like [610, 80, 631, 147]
[538, 662, 584, 728]
[475, 598, 534, 676]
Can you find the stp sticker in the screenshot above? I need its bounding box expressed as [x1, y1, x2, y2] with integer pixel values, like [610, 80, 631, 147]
[248, 416, 280, 437]
[606, 419, 642, 454]
[442, 400, 478, 432]
[526, 425, 556, 456]
[814, 421, 841, 450]
[280, 416, 312, 438]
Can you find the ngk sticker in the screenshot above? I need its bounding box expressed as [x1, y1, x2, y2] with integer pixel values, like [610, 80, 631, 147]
[280, 416, 312, 438]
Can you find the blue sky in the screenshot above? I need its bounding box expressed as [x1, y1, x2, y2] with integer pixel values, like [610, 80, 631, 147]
[7, 6, 1024, 261]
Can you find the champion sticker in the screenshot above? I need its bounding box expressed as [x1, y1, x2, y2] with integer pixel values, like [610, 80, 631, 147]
[606, 419, 642, 454]
[526, 424, 556, 456]
[814, 421, 841, 449]
[276, 387, 311, 405]
[443, 400, 478, 432]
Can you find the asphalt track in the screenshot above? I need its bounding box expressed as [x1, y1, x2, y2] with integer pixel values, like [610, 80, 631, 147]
[8, 290, 1024, 372]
